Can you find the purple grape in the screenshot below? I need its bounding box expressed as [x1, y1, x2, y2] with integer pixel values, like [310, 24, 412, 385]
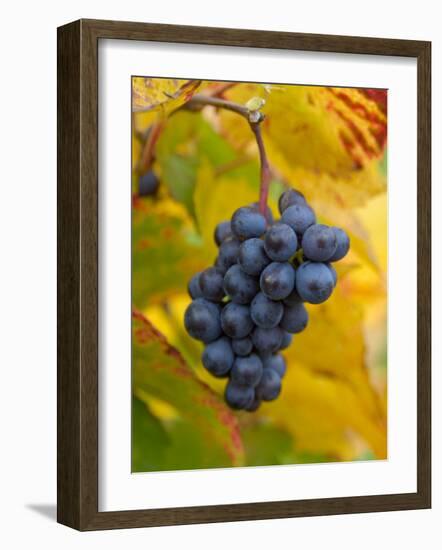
[231, 206, 267, 240]
[184, 298, 221, 343]
[328, 227, 350, 261]
[256, 368, 282, 401]
[214, 221, 232, 246]
[215, 236, 241, 274]
[264, 223, 298, 262]
[280, 302, 309, 333]
[187, 272, 203, 299]
[296, 261, 334, 304]
[302, 224, 338, 262]
[252, 326, 284, 354]
[278, 188, 306, 214]
[224, 264, 259, 304]
[250, 292, 284, 329]
[202, 337, 234, 377]
[232, 337, 253, 356]
[260, 262, 296, 301]
[199, 267, 225, 302]
[262, 354, 287, 378]
[139, 170, 159, 196]
[220, 302, 254, 339]
[231, 353, 263, 387]
[225, 381, 255, 410]
[279, 332, 293, 350]
[238, 238, 271, 276]
[281, 203, 316, 236]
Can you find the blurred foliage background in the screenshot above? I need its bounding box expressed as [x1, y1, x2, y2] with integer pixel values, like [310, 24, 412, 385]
[131, 78, 388, 472]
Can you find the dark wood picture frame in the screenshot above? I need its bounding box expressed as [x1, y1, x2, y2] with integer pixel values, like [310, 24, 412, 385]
[57, 18, 431, 531]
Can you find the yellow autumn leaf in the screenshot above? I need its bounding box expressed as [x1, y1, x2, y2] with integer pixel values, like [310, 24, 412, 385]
[281, 161, 386, 209]
[132, 130, 141, 169]
[193, 161, 265, 261]
[133, 109, 158, 135]
[264, 362, 386, 459]
[337, 194, 388, 303]
[219, 83, 387, 207]
[132, 77, 203, 115]
[314, 195, 382, 272]
[266, 282, 387, 458]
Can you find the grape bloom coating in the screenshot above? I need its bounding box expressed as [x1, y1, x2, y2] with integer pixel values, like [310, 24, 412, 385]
[184, 189, 350, 411]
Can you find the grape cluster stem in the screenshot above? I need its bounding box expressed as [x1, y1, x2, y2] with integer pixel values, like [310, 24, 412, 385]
[185, 94, 270, 218]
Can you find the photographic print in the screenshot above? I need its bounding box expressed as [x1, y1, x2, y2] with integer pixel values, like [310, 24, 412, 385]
[131, 78, 388, 473]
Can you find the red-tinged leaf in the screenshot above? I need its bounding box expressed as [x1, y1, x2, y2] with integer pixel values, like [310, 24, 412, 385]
[219, 83, 387, 206]
[132, 311, 245, 468]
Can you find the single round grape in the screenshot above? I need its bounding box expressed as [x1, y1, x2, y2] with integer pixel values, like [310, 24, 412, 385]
[231, 206, 267, 240]
[224, 264, 259, 304]
[279, 332, 293, 351]
[281, 203, 316, 236]
[262, 354, 287, 378]
[264, 223, 298, 262]
[302, 224, 338, 262]
[232, 337, 253, 356]
[199, 267, 225, 302]
[184, 298, 221, 343]
[225, 381, 255, 410]
[250, 292, 284, 329]
[238, 238, 271, 276]
[220, 302, 254, 339]
[215, 236, 241, 274]
[244, 395, 261, 412]
[328, 227, 350, 261]
[231, 353, 263, 387]
[283, 287, 302, 307]
[280, 302, 309, 333]
[139, 170, 159, 196]
[260, 262, 296, 301]
[214, 220, 232, 246]
[296, 261, 334, 304]
[326, 263, 338, 287]
[187, 272, 203, 299]
[202, 337, 234, 377]
[250, 202, 274, 224]
[256, 368, 282, 401]
[252, 326, 284, 354]
[278, 189, 306, 214]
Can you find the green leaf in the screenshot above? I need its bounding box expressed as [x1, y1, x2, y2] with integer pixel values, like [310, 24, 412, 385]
[132, 397, 169, 472]
[193, 162, 262, 260]
[161, 154, 199, 216]
[132, 197, 206, 308]
[132, 311, 245, 469]
[379, 151, 388, 177]
[155, 111, 260, 218]
[157, 111, 235, 168]
[241, 421, 295, 466]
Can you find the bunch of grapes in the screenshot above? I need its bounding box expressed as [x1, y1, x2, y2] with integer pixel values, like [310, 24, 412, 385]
[184, 189, 350, 411]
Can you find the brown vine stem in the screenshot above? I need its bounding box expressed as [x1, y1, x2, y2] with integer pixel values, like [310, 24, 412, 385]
[138, 120, 164, 174]
[134, 88, 271, 215]
[184, 94, 270, 216]
[185, 94, 252, 118]
[250, 122, 271, 217]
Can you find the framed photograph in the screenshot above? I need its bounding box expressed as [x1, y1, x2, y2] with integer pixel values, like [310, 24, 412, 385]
[57, 19, 431, 530]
